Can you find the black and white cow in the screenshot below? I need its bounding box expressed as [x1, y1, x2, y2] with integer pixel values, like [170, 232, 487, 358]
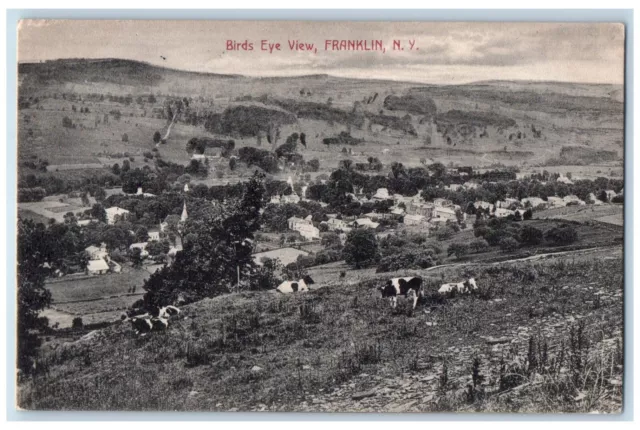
[438, 277, 478, 295]
[276, 275, 315, 294]
[380, 276, 424, 309]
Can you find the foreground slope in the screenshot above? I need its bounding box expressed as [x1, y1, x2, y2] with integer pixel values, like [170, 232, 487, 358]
[20, 252, 623, 413]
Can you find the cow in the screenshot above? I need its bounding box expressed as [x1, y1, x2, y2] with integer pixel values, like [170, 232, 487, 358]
[276, 275, 315, 294]
[158, 305, 180, 319]
[130, 317, 153, 335]
[380, 276, 424, 309]
[438, 277, 478, 295]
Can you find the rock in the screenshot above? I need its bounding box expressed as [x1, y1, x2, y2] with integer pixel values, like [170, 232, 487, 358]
[352, 389, 377, 400]
[251, 365, 263, 373]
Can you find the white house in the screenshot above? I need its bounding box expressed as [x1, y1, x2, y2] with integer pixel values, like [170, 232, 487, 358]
[147, 229, 161, 242]
[433, 206, 458, 221]
[287, 216, 320, 240]
[603, 190, 617, 202]
[85, 243, 108, 260]
[105, 207, 130, 225]
[353, 218, 380, 230]
[373, 188, 390, 200]
[587, 193, 604, 205]
[496, 198, 520, 209]
[494, 208, 515, 218]
[403, 214, 427, 226]
[547, 196, 566, 208]
[129, 242, 150, 258]
[326, 217, 352, 232]
[463, 181, 480, 190]
[87, 259, 109, 275]
[521, 197, 547, 209]
[444, 184, 462, 192]
[433, 198, 453, 207]
[557, 175, 574, 185]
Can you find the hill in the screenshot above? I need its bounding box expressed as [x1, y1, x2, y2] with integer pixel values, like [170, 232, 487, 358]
[18, 251, 623, 412]
[18, 58, 624, 187]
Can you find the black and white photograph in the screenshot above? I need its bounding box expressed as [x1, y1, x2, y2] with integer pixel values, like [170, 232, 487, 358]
[15, 20, 625, 413]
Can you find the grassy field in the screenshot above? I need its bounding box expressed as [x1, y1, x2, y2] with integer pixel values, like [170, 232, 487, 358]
[534, 204, 623, 226]
[19, 251, 623, 412]
[44, 269, 151, 327]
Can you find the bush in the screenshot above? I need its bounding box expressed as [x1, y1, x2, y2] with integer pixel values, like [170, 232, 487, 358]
[469, 239, 489, 253]
[435, 226, 455, 241]
[447, 242, 469, 259]
[72, 317, 84, 329]
[499, 237, 519, 252]
[520, 225, 543, 245]
[545, 225, 578, 245]
[343, 229, 380, 269]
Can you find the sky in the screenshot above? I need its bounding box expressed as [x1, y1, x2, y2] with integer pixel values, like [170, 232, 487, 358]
[18, 20, 625, 85]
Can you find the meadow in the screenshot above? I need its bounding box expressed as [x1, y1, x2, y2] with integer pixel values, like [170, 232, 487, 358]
[19, 252, 623, 413]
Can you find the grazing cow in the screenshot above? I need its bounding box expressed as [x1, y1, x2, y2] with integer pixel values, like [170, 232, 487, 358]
[150, 317, 169, 331]
[130, 317, 153, 335]
[438, 278, 478, 295]
[380, 276, 424, 309]
[158, 305, 180, 319]
[276, 275, 315, 294]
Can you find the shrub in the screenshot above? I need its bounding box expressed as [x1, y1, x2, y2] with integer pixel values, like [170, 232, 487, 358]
[520, 225, 543, 245]
[545, 225, 578, 245]
[72, 317, 83, 329]
[469, 239, 489, 253]
[447, 242, 469, 259]
[499, 237, 519, 252]
[343, 229, 380, 269]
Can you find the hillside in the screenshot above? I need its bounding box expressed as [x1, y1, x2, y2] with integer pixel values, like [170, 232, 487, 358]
[18, 58, 624, 181]
[19, 251, 623, 412]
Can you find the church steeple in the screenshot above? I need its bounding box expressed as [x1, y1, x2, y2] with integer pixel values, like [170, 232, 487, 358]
[181, 201, 188, 222]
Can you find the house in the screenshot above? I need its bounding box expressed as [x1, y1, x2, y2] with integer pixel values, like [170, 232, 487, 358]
[444, 184, 462, 192]
[494, 208, 515, 218]
[496, 198, 519, 209]
[547, 196, 566, 208]
[287, 216, 319, 240]
[147, 229, 160, 242]
[129, 242, 150, 258]
[77, 218, 97, 227]
[135, 187, 156, 198]
[281, 193, 300, 204]
[407, 201, 434, 218]
[521, 197, 547, 209]
[353, 218, 380, 230]
[296, 223, 320, 241]
[87, 259, 110, 275]
[85, 243, 108, 260]
[403, 214, 427, 226]
[463, 181, 480, 190]
[326, 217, 352, 232]
[433, 206, 458, 221]
[391, 207, 405, 216]
[373, 188, 390, 200]
[105, 207, 130, 225]
[474, 201, 494, 212]
[191, 153, 207, 161]
[433, 198, 453, 207]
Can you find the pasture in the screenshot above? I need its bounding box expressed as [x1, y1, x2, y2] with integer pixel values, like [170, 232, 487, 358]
[45, 269, 150, 327]
[20, 252, 623, 412]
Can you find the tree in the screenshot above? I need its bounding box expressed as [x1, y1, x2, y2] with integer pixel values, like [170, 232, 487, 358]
[342, 229, 380, 269]
[153, 131, 162, 144]
[17, 219, 53, 373]
[130, 248, 143, 268]
[122, 133, 129, 142]
[321, 232, 342, 249]
[523, 208, 533, 220]
[545, 225, 578, 245]
[520, 225, 543, 245]
[499, 237, 519, 252]
[141, 173, 267, 308]
[90, 203, 107, 223]
[112, 163, 121, 175]
[447, 242, 469, 259]
[81, 192, 91, 207]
